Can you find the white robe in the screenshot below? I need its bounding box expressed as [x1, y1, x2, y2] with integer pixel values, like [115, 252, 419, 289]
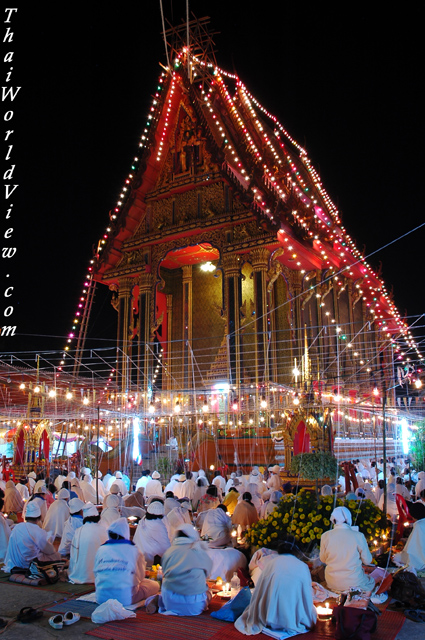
[396, 518, 425, 570]
[207, 547, 247, 581]
[68, 521, 108, 584]
[94, 539, 159, 606]
[22, 495, 47, 524]
[201, 508, 232, 547]
[58, 514, 84, 556]
[135, 475, 152, 491]
[91, 478, 106, 501]
[43, 499, 70, 538]
[320, 523, 374, 592]
[144, 479, 163, 499]
[111, 478, 128, 496]
[166, 507, 191, 541]
[133, 517, 170, 566]
[81, 479, 101, 504]
[100, 506, 121, 529]
[15, 483, 30, 501]
[3, 521, 57, 572]
[234, 554, 317, 636]
[0, 515, 11, 562]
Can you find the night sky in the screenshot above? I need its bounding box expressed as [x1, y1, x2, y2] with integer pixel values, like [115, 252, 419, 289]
[4, 2, 424, 363]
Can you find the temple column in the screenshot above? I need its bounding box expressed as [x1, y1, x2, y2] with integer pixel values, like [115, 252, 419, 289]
[250, 248, 270, 385]
[291, 270, 303, 385]
[182, 265, 193, 394]
[165, 294, 173, 391]
[117, 277, 134, 397]
[222, 253, 242, 389]
[137, 272, 153, 398]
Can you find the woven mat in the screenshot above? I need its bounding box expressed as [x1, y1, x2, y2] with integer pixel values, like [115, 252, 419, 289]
[85, 604, 405, 640]
[0, 570, 94, 595]
[44, 599, 98, 619]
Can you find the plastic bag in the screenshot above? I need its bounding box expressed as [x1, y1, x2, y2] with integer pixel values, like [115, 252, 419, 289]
[91, 599, 137, 623]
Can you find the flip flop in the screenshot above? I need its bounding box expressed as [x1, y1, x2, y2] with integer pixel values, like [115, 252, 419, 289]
[404, 610, 425, 623]
[16, 607, 43, 624]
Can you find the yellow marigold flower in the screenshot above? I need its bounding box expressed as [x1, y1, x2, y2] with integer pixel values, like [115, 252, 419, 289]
[272, 521, 277, 527]
[326, 506, 331, 511]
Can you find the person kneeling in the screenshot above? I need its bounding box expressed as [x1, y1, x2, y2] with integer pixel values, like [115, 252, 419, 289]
[94, 518, 159, 606]
[147, 523, 212, 616]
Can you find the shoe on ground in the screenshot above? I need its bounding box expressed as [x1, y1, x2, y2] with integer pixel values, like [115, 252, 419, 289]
[371, 592, 388, 605]
[49, 615, 63, 629]
[63, 611, 80, 625]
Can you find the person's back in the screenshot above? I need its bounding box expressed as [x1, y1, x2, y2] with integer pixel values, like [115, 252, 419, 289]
[68, 505, 108, 584]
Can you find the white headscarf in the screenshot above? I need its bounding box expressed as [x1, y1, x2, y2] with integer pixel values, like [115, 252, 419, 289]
[321, 485, 332, 496]
[330, 506, 352, 526]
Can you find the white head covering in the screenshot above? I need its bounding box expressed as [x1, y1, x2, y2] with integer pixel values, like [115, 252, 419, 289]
[83, 502, 98, 518]
[198, 469, 206, 478]
[147, 501, 164, 515]
[321, 485, 332, 496]
[97, 470, 103, 478]
[103, 494, 120, 509]
[69, 498, 85, 514]
[57, 488, 70, 500]
[108, 517, 130, 540]
[272, 465, 280, 474]
[152, 471, 160, 479]
[174, 523, 200, 542]
[28, 471, 36, 479]
[115, 471, 123, 479]
[330, 506, 352, 526]
[178, 474, 186, 482]
[110, 484, 122, 495]
[67, 471, 76, 480]
[26, 501, 41, 518]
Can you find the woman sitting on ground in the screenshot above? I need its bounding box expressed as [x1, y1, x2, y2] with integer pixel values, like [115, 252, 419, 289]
[94, 518, 159, 606]
[133, 500, 170, 566]
[319, 506, 375, 593]
[231, 492, 259, 530]
[234, 537, 316, 636]
[146, 523, 212, 616]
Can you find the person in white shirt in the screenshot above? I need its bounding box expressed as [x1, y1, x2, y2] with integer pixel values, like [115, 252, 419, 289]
[266, 465, 281, 491]
[0, 492, 11, 562]
[68, 503, 108, 584]
[112, 471, 128, 496]
[395, 477, 411, 501]
[136, 470, 152, 491]
[212, 472, 226, 498]
[180, 472, 196, 502]
[15, 478, 30, 502]
[173, 475, 187, 499]
[200, 504, 232, 547]
[43, 488, 70, 539]
[27, 471, 36, 495]
[100, 494, 122, 528]
[133, 500, 171, 566]
[94, 517, 159, 606]
[145, 471, 163, 498]
[319, 506, 375, 593]
[91, 471, 106, 502]
[3, 501, 61, 573]
[58, 498, 85, 556]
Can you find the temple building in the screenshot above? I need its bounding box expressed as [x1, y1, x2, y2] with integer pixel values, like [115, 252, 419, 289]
[87, 24, 419, 468]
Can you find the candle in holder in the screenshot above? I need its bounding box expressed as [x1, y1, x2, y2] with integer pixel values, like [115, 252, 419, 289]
[316, 602, 332, 621]
[225, 582, 230, 594]
[216, 577, 223, 587]
[127, 516, 137, 523]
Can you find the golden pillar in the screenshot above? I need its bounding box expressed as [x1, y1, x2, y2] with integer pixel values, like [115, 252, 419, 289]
[249, 248, 270, 385]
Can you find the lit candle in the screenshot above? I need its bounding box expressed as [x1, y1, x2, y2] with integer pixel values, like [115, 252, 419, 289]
[225, 582, 230, 593]
[216, 577, 223, 586]
[316, 602, 332, 620]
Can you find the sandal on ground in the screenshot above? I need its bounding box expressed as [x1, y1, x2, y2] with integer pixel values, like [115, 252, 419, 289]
[16, 607, 43, 624]
[145, 594, 159, 614]
[63, 611, 80, 625]
[49, 615, 64, 629]
[404, 610, 425, 623]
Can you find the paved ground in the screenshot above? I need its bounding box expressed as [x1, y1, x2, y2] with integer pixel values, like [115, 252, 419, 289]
[0, 582, 424, 639]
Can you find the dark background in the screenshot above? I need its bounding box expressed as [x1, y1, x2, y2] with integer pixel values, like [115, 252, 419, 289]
[3, 2, 424, 364]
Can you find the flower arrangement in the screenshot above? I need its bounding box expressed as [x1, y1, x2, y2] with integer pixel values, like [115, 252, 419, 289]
[245, 489, 390, 551]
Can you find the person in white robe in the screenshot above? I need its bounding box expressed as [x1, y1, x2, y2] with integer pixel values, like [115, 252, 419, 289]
[3, 481, 24, 514]
[58, 498, 85, 556]
[319, 506, 375, 593]
[94, 517, 159, 606]
[234, 538, 316, 637]
[248, 547, 278, 585]
[394, 518, 425, 571]
[54, 473, 66, 492]
[70, 477, 85, 501]
[33, 477, 47, 495]
[263, 491, 283, 518]
[3, 501, 62, 572]
[362, 482, 377, 504]
[248, 468, 265, 495]
[147, 523, 212, 617]
[0, 513, 11, 562]
[145, 471, 163, 498]
[192, 478, 208, 511]
[43, 488, 70, 538]
[22, 488, 48, 523]
[245, 483, 263, 514]
[212, 472, 226, 498]
[225, 472, 237, 494]
[133, 500, 171, 566]
[136, 470, 152, 492]
[165, 501, 192, 541]
[102, 469, 113, 490]
[232, 493, 259, 530]
[415, 471, 425, 497]
[15, 478, 30, 502]
[180, 473, 196, 502]
[378, 483, 398, 520]
[206, 547, 247, 582]
[91, 471, 106, 502]
[81, 475, 101, 503]
[111, 471, 128, 496]
[395, 477, 411, 501]
[100, 493, 122, 528]
[164, 472, 181, 494]
[27, 471, 36, 495]
[266, 466, 281, 492]
[68, 503, 108, 584]
[164, 493, 180, 515]
[172, 474, 187, 499]
[201, 504, 232, 547]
